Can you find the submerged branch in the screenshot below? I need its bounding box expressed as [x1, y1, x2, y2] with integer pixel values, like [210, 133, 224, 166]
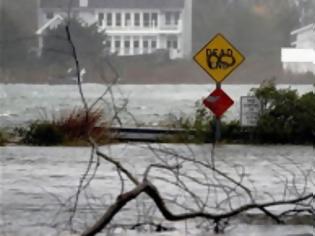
[82, 178, 312, 235]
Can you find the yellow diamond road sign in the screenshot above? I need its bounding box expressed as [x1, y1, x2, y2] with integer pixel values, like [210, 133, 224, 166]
[193, 34, 245, 83]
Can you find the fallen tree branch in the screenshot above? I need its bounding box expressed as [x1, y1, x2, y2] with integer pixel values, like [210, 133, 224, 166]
[82, 182, 148, 236]
[82, 178, 312, 235]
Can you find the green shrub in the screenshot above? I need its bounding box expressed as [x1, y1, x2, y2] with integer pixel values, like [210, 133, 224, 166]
[164, 82, 315, 144]
[294, 92, 315, 142]
[161, 102, 212, 143]
[220, 120, 242, 142]
[0, 130, 7, 146]
[162, 102, 242, 143]
[252, 82, 315, 144]
[22, 122, 65, 146]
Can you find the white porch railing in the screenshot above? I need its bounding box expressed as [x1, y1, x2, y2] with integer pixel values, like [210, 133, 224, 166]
[101, 19, 182, 35]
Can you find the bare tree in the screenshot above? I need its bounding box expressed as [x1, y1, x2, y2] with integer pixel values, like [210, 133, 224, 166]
[53, 4, 315, 236]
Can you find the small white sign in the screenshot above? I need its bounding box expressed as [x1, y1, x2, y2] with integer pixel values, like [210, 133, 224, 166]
[240, 96, 262, 127]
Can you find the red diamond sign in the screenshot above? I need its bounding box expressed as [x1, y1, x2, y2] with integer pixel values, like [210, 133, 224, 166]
[203, 88, 234, 117]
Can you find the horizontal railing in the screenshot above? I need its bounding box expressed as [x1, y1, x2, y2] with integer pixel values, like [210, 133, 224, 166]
[108, 127, 196, 142]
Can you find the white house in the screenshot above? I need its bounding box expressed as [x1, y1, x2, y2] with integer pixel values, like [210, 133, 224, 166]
[282, 23, 315, 74]
[37, 0, 192, 59]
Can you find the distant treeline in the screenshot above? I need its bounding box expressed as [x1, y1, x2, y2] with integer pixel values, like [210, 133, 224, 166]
[192, 0, 314, 57]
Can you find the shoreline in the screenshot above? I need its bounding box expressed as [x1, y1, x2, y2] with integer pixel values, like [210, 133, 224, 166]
[1, 81, 314, 85]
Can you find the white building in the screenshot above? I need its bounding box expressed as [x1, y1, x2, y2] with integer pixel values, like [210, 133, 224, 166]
[37, 0, 192, 59]
[282, 23, 315, 74]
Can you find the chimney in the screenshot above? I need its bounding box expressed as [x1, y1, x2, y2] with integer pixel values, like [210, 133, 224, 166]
[79, 0, 88, 7]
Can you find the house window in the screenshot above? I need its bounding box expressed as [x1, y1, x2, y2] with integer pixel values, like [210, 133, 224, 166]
[116, 13, 121, 26]
[125, 13, 131, 26]
[46, 12, 54, 19]
[151, 13, 158, 27]
[115, 39, 121, 50]
[106, 13, 112, 26]
[106, 39, 111, 49]
[173, 39, 178, 49]
[134, 13, 140, 26]
[124, 39, 130, 54]
[133, 38, 140, 53]
[165, 11, 180, 25]
[174, 12, 180, 25]
[165, 12, 172, 25]
[167, 40, 172, 49]
[143, 40, 149, 49]
[98, 13, 104, 26]
[143, 13, 150, 27]
[167, 38, 178, 49]
[134, 40, 139, 48]
[151, 40, 157, 49]
[124, 40, 130, 49]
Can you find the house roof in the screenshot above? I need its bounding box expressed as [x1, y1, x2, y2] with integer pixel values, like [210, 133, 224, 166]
[291, 23, 315, 35]
[40, 0, 184, 9]
[36, 14, 64, 35]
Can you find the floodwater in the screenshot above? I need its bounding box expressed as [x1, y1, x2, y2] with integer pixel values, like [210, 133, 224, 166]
[0, 84, 314, 127]
[0, 84, 314, 235]
[0, 144, 313, 235]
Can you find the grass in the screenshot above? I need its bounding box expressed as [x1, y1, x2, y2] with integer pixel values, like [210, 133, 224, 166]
[54, 107, 109, 142]
[19, 107, 112, 146]
[0, 129, 7, 146]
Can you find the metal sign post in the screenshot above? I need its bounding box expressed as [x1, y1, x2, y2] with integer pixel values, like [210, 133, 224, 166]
[194, 33, 245, 143]
[202, 83, 234, 142]
[215, 82, 221, 141]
